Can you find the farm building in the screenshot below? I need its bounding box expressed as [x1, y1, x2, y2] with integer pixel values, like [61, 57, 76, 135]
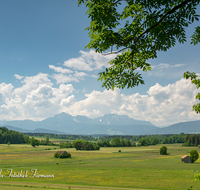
[181, 155, 191, 163]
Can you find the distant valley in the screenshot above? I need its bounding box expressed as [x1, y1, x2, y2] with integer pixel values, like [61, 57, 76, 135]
[0, 112, 200, 135]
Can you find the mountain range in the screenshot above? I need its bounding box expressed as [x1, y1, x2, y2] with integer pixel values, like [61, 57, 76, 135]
[0, 112, 200, 135]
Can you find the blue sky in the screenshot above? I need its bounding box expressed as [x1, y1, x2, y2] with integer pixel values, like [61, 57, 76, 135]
[0, 0, 200, 127]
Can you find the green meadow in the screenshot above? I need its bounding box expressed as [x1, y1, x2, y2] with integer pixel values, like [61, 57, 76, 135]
[0, 144, 199, 190]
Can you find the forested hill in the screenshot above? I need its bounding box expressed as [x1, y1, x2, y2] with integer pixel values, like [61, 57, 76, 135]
[0, 127, 29, 144]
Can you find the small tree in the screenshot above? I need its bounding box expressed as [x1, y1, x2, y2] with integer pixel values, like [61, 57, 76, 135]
[190, 150, 199, 163]
[30, 137, 40, 147]
[7, 141, 11, 147]
[46, 136, 50, 145]
[160, 146, 168, 155]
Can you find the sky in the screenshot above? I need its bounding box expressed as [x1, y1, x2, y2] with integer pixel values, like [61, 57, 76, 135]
[0, 0, 200, 127]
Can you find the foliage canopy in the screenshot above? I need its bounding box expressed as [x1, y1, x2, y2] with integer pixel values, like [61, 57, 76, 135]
[160, 145, 168, 155]
[184, 71, 200, 113]
[78, 0, 200, 90]
[190, 149, 199, 163]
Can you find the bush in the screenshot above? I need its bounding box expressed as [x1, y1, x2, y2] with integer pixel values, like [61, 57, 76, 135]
[195, 173, 200, 180]
[54, 152, 71, 159]
[160, 146, 168, 155]
[190, 150, 199, 163]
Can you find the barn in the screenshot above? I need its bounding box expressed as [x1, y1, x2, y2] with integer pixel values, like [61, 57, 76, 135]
[181, 155, 191, 163]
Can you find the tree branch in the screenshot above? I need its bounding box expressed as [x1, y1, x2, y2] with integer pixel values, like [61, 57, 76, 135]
[124, 0, 193, 46]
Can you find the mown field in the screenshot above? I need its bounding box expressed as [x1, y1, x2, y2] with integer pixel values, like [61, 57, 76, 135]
[0, 144, 199, 190]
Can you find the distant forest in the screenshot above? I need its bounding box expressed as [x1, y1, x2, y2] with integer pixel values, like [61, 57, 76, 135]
[1, 128, 199, 147]
[0, 127, 29, 144]
[25, 132, 97, 141]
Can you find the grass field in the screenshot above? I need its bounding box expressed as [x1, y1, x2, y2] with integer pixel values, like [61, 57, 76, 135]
[0, 144, 199, 190]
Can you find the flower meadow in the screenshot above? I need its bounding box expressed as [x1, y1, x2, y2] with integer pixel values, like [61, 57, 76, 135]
[0, 144, 199, 190]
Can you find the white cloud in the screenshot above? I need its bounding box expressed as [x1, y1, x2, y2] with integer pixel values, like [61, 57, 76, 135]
[60, 95, 76, 107]
[14, 74, 24, 80]
[172, 64, 185, 67]
[74, 71, 88, 78]
[49, 65, 73, 74]
[91, 74, 98, 78]
[148, 63, 186, 79]
[52, 71, 88, 84]
[52, 74, 79, 84]
[152, 63, 185, 69]
[64, 88, 122, 118]
[0, 83, 13, 106]
[0, 71, 200, 127]
[65, 78, 200, 126]
[0, 73, 75, 121]
[63, 50, 116, 71]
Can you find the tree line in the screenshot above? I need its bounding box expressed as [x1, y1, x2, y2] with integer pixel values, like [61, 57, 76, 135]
[0, 127, 29, 144]
[0, 127, 57, 147]
[25, 133, 96, 141]
[98, 133, 187, 147]
[60, 139, 100, 150]
[182, 134, 200, 146]
[1, 127, 199, 147]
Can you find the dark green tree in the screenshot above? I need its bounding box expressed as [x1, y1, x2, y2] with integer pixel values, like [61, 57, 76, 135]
[160, 146, 168, 155]
[190, 150, 199, 163]
[111, 137, 121, 147]
[79, 0, 200, 89]
[150, 137, 159, 145]
[46, 136, 49, 144]
[139, 137, 148, 146]
[30, 137, 40, 147]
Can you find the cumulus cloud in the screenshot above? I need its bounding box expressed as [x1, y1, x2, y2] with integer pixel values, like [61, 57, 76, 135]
[0, 71, 200, 126]
[52, 74, 79, 84]
[63, 50, 116, 71]
[49, 65, 73, 74]
[0, 73, 75, 121]
[52, 71, 88, 84]
[65, 78, 200, 126]
[14, 74, 24, 80]
[73, 71, 88, 78]
[91, 74, 98, 78]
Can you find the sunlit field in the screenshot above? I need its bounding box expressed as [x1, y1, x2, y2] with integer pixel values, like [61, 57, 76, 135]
[0, 144, 199, 190]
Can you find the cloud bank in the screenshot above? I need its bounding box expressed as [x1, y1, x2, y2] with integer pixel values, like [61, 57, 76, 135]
[0, 50, 199, 126]
[0, 72, 199, 126]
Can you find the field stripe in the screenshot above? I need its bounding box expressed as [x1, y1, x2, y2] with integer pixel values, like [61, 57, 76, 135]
[0, 181, 157, 190]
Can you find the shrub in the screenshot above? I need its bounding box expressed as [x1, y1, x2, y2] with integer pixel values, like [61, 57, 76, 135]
[118, 150, 121, 152]
[194, 173, 200, 180]
[160, 146, 168, 155]
[190, 150, 199, 163]
[54, 152, 71, 159]
[60, 152, 71, 158]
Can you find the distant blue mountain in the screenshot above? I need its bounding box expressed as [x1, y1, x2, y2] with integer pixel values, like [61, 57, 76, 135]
[147, 120, 200, 134]
[0, 112, 199, 135]
[0, 112, 156, 135]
